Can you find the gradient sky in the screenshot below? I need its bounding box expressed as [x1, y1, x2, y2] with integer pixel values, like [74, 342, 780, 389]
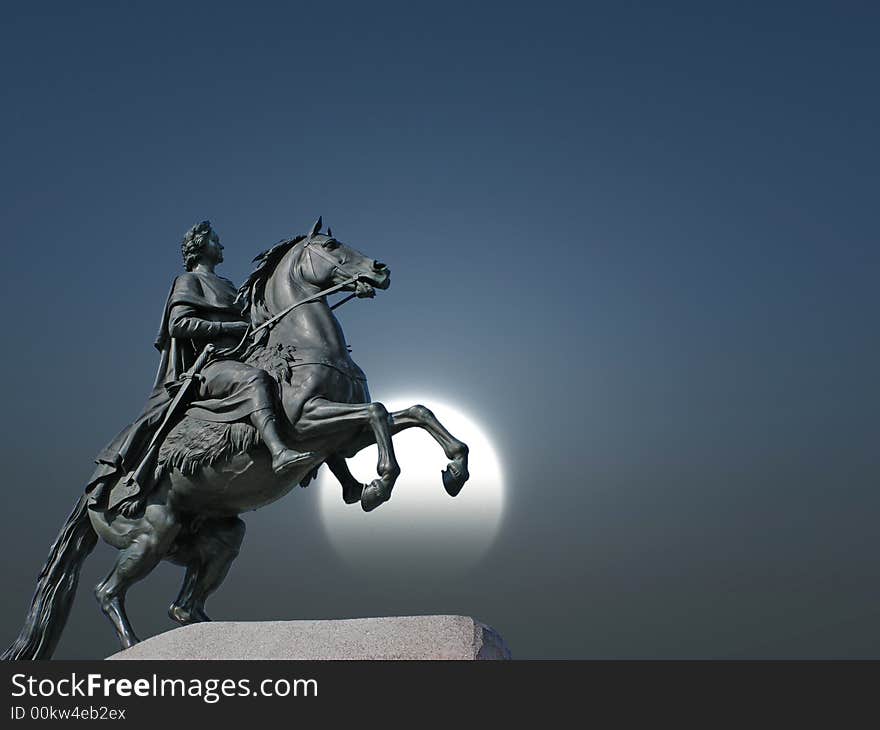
[1, 1, 878, 658]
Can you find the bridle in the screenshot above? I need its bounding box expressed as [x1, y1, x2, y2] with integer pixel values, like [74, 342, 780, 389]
[301, 235, 371, 311]
[222, 235, 367, 356]
[303, 234, 363, 282]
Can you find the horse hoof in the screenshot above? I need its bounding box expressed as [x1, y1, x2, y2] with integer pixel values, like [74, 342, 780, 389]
[361, 481, 390, 512]
[119, 634, 141, 650]
[168, 603, 211, 625]
[343, 482, 364, 505]
[442, 461, 469, 497]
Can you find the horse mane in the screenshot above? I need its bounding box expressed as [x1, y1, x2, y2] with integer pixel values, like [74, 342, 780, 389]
[236, 235, 306, 323]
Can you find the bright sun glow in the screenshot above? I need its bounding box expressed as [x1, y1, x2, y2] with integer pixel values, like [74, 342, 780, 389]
[318, 396, 505, 576]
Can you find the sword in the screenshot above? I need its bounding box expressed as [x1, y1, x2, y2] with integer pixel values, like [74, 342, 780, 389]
[145, 342, 217, 453]
[111, 275, 366, 509]
[110, 343, 217, 509]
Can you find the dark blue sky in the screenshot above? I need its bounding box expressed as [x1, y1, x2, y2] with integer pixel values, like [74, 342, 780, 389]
[1, 1, 878, 658]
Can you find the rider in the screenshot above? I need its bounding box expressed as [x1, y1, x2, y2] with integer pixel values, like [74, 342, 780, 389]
[85, 221, 313, 514]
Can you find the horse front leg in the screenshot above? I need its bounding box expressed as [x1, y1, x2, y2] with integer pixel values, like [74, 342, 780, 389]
[391, 405, 470, 496]
[334, 404, 470, 498]
[326, 454, 366, 505]
[297, 397, 400, 511]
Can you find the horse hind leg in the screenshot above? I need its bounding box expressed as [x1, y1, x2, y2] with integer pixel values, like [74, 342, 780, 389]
[166, 517, 245, 626]
[166, 558, 207, 624]
[94, 503, 181, 650]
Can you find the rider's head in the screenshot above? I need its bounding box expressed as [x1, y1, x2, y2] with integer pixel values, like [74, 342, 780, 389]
[182, 220, 224, 270]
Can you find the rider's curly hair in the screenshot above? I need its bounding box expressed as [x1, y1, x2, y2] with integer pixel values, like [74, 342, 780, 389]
[181, 220, 218, 271]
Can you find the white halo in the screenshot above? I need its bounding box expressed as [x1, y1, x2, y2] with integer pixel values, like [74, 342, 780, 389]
[317, 395, 505, 576]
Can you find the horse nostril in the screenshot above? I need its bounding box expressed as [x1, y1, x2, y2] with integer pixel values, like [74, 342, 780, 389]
[373, 260, 387, 271]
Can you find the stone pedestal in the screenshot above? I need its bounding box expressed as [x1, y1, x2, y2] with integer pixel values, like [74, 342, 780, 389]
[107, 615, 511, 660]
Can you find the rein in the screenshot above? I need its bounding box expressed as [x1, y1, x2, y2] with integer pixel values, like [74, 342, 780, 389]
[250, 271, 362, 337]
[222, 238, 366, 357]
[304, 239, 373, 311]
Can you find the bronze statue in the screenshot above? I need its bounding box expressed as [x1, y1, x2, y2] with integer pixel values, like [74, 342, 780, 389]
[90, 221, 315, 519]
[3, 218, 470, 659]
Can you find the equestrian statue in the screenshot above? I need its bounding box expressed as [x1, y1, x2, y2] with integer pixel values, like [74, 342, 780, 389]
[2, 218, 470, 659]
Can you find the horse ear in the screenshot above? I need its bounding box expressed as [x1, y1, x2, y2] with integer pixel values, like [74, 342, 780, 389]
[327, 226, 332, 237]
[309, 216, 322, 238]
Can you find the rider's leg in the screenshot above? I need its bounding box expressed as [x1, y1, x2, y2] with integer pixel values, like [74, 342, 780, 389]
[250, 407, 314, 473]
[197, 361, 313, 473]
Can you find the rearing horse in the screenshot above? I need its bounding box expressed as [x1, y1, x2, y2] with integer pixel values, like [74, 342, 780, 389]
[2, 220, 470, 659]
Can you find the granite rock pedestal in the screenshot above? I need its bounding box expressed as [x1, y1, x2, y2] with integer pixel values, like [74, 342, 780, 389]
[107, 616, 511, 660]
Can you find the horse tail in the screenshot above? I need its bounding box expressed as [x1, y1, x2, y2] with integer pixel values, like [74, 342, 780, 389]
[2, 494, 98, 660]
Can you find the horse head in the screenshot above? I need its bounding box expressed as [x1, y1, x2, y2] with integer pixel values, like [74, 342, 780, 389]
[294, 216, 391, 299]
[239, 217, 391, 325]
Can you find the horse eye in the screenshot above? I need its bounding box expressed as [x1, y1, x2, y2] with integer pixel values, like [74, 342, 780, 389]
[323, 239, 339, 250]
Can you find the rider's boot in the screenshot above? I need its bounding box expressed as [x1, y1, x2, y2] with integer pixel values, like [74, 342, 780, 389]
[251, 410, 314, 474]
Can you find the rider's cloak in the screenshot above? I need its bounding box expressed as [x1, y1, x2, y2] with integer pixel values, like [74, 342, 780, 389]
[85, 272, 248, 509]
